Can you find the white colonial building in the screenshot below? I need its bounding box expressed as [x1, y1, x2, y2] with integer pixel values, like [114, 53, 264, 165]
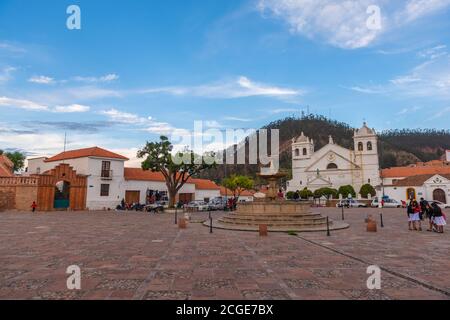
[287, 123, 381, 193]
[27, 146, 228, 210]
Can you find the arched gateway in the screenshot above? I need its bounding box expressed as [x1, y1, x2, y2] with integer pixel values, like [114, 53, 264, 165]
[38, 164, 87, 211]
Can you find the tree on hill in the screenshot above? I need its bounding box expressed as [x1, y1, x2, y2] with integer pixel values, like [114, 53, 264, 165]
[137, 136, 217, 208]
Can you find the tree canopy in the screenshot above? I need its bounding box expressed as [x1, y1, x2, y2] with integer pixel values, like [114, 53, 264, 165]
[137, 136, 217, 207]
[0, 150, 26, 172]
[223, 175, 254, 199]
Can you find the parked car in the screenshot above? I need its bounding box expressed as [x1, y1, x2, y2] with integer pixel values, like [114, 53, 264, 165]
[428, 200, 450, 210]
[336, 199, 367, 208]
[208, 198, 227, 211]
[145, 202, 165, 213]
[187, 200, 210, 211]
[371, 198, 403, 208]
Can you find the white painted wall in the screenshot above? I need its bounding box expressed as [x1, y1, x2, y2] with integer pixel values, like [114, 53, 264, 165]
[195, 189, 221, 201]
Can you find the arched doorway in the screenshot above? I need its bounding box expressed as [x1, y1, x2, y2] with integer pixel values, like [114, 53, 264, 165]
[54, 180, 70, 209]
[406, 188, 416, 200]
[433, 188, 446, 203]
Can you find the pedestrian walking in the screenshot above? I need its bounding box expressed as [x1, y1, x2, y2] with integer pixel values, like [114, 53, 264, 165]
[408, 199, 422, 231]
[431, 202, 446, 234]
[31, 201, 37, 213]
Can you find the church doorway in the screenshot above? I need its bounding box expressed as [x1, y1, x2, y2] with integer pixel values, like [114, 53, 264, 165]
[54, 180, 70, 209]
[406, 188, 416, 200]
[433, 188, 446, 204]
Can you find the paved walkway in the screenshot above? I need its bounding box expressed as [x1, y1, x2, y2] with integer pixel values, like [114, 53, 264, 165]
[0, 207, 448, 300]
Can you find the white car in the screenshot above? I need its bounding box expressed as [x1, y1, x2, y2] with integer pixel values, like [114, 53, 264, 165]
[187, 200, 210, 211]
[336, 199, 367, 208]
[371, 198, 403, 208]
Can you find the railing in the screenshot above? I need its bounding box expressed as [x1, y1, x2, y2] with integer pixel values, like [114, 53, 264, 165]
[101, 170, 113, 180]
[0, 176, 39, 186]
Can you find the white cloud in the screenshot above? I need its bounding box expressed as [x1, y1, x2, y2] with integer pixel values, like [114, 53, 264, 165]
[399, 0, 450, 23]
[0, 96, 49, 111]
[348, 50, 450, 99]
[100, 109, 148, 124]
[223, 116, 253, 122]
[73, 73, 119, 83]
[0, 42, 26, 53]
[140, 76, 303, 99]
[427, 106, 450, 120]
[0, 96, 91, 113]
[28, 75, 55, 85]
[0, 66, 17, 83]
[53, 104, 90, 113]
[258, 0, 450, 49]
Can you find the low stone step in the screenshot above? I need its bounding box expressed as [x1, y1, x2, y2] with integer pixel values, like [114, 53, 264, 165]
[218, 219, 329, 227]
[221, 215, 326, 223]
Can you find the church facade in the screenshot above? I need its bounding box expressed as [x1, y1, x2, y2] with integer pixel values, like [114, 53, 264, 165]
[286, 123, 381, 194]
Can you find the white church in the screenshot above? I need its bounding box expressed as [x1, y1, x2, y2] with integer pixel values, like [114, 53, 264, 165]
[286, 123, 381, 193]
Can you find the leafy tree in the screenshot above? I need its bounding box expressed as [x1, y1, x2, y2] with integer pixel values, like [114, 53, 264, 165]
[4, 151, 26, 172]
[299, 187, 313, 199]
[137, 136, 217, 208]
[338, 185, 356, 199]
[0, 149, 3, 155]
[286, 191, 296, 200]
[314, 187, 338, 200]
[360, 184, 376, 199]
[223, 175, 254, 200]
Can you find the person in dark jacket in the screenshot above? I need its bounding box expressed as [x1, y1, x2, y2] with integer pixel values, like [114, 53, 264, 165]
[431, 202, 446, 233]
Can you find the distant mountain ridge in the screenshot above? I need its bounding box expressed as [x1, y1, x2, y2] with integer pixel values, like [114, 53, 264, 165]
[197, 114, 450, 182]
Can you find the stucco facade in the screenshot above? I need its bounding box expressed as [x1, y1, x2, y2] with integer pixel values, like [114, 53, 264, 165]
[287, 123, 381, 193]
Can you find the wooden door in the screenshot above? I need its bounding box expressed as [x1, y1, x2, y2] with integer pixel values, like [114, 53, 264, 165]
[125, 191, 140, 204]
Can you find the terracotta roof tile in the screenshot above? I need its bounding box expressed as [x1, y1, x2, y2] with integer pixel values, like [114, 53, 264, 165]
[381, 165, 450, 178]
[0, 155, 14, 177]
[45, 147, 129, 162]
[124, 168, 166, 182]
[189, 178, 220, 190]
[393, 174, 450, 187]
[219, 185, 255, 197]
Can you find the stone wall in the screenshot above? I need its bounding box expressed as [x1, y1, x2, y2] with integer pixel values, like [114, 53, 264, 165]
[0, 177, 39, 212]
[0, 187, 16, 211]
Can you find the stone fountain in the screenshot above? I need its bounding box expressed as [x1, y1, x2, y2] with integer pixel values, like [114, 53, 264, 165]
[205, 162, 349, 232]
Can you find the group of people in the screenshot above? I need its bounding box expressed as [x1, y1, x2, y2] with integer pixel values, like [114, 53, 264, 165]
[407, 198, 446, 233]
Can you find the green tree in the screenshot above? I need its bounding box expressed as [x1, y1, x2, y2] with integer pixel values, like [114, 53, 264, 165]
[314, 187, 338, 200]
[299, 187, 313, 199]
[360, 184, 376, 198]
[137, 136, 217, 208]
[286, 191, 296, 200]
[223, 175, 254, 200]
[4, 151, 26, 172]
[338, 185, 356, 199]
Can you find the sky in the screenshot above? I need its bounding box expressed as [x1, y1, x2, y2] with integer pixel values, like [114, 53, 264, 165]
[1, 0, 450, 165]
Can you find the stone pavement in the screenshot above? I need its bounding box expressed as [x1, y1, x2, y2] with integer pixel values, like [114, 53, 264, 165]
[0, 207, 449, 300]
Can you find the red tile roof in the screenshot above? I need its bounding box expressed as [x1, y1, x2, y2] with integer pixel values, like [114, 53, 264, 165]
[0, 155, 14, 177]
[45, 147, 129, 162]
[393, 174, 450, 187]
[124, 168, 166, 182]
[124, 169, 221, 191]
[189, 178, 220, 190]
[219, 185, 255, 197]
[381, 165, 450, 178]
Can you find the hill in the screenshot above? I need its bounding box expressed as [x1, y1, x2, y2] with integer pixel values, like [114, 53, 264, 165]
[197, 114, 450, 182]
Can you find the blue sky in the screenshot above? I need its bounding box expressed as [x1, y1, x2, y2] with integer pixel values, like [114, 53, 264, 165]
[1, 0, 450, 164]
